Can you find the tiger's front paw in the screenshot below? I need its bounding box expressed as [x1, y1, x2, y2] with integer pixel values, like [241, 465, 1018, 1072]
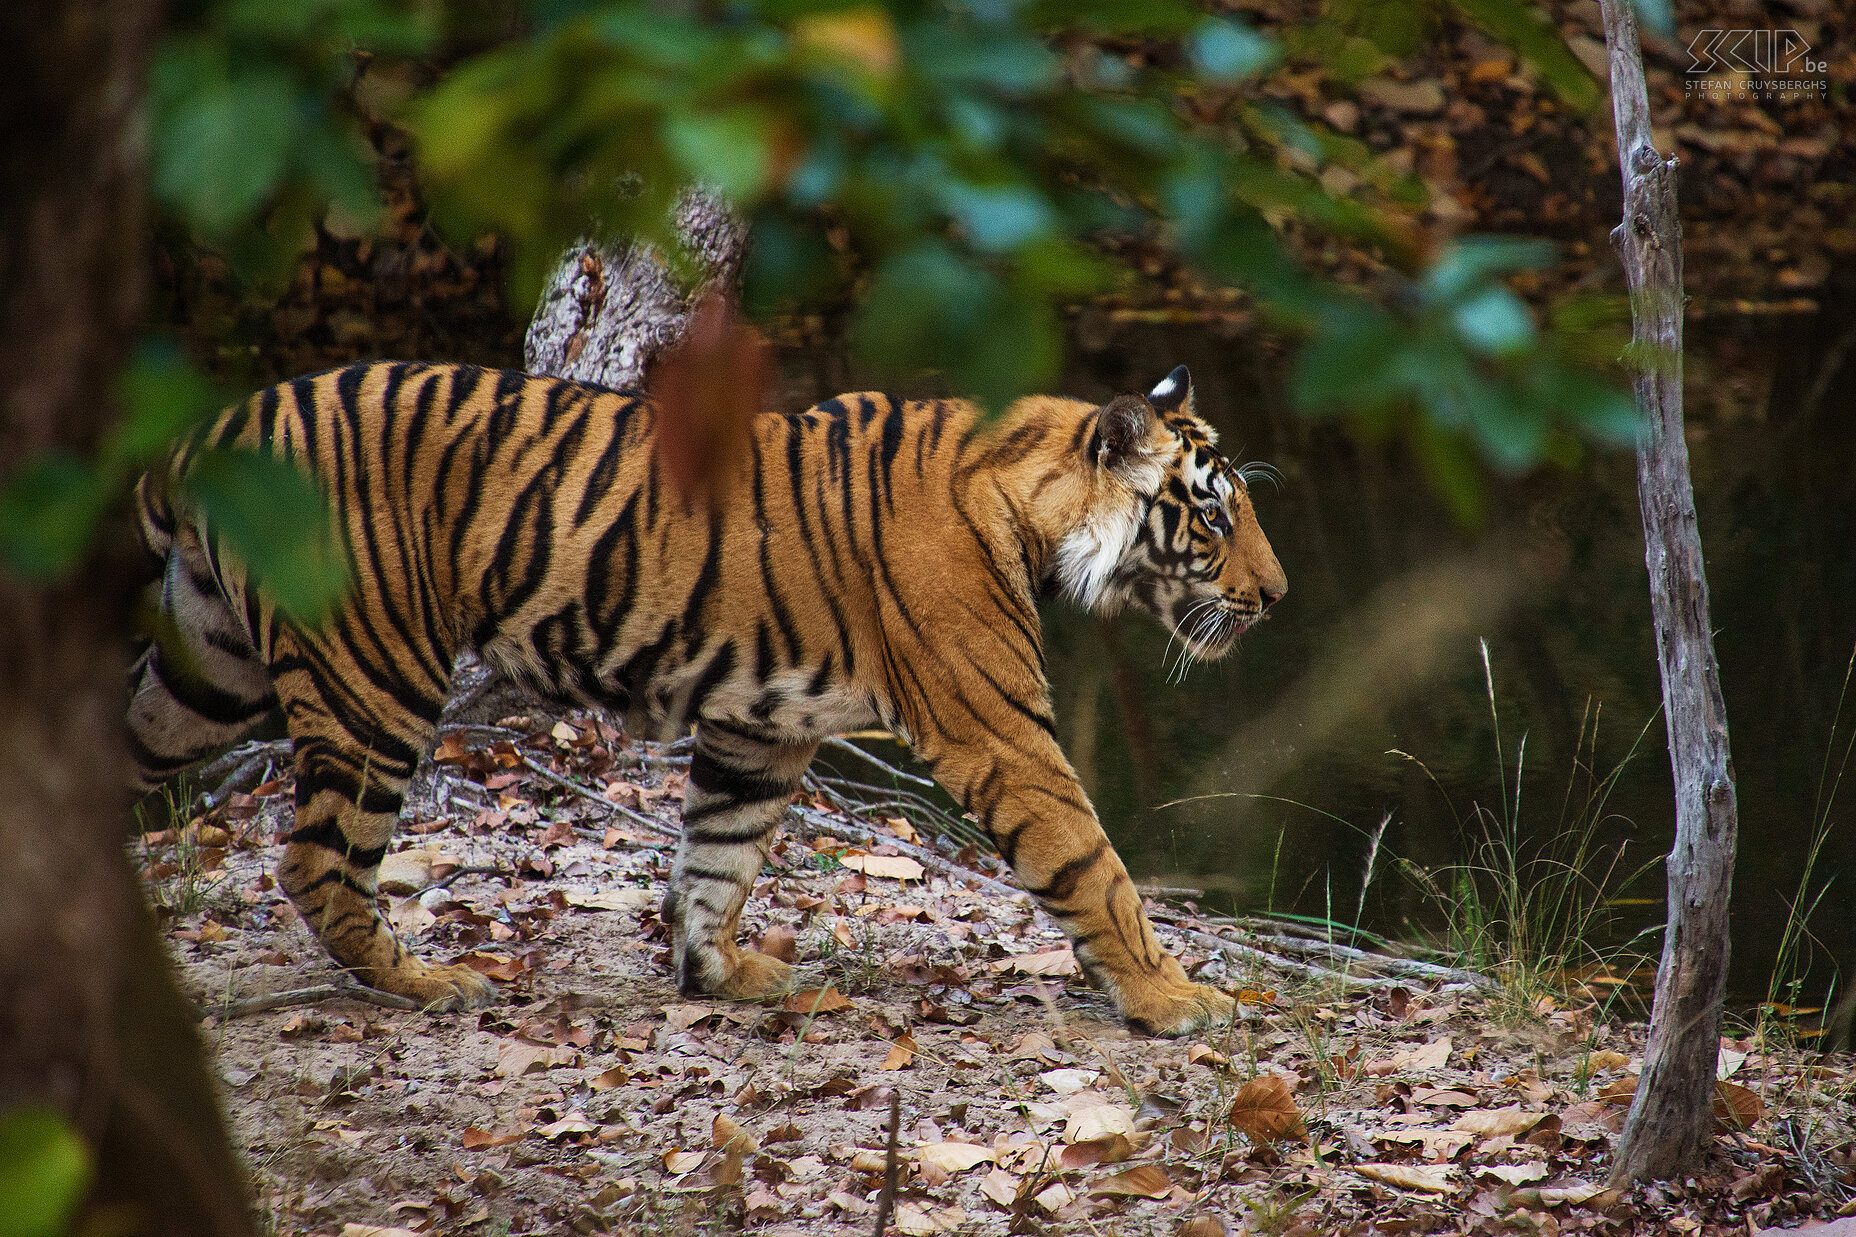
[1121, 982, 1236, 1038]
[716, 950, 794, 1001]
[362, 959, 498, 1012]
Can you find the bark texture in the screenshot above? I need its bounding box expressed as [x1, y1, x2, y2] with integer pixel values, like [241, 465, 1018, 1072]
[524, 191, 746, 387]
[0, 2, 255, 1232]
[1598, 0, 1741, 1186]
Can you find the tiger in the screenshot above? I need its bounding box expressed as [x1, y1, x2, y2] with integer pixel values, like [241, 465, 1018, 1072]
[129, 360, 1286, 1036]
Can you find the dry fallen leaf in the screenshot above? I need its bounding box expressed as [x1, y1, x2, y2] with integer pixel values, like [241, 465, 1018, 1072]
[662, 1149, 706, 1175]
[460, 1126, 524, 1150]
[1391, 1036, 1454, 1071]
[1063, 1102, 1136, 1144]
[1032, 1181, 1075, 1214]
[1227, 1075, 1305, 1143]
[1715, 1080, 1763, 1129]
[782, 986, 851, 1015]
[1060, 1133, 1134, 1168]
[563, 886, 655, 913]
[1516, 1179, 1607, 1206]
[1352, 1162, 1456, 1193]
[1039, 1068, 1099, 1095]
[1452, 1106, 1546, 1137]
[1178, 1217, 1229, 1237]
[993, 947, 1079, 977]
[340, 1226, 422, 1237]
[980, 1168, 1022, 1208]
[881, 1031, 918, 1071]
[1479, 1163, 1550, 1185]
[535, 1111, 597, 1141]
[894, 1201, 966, 1235]
[376, 848, 436, 895]
[839, 853, 925, 881]
[1091, 1164, 1174, 1199]
[494, 1040, 578, 1078]
[916, 1141, 994, 1175]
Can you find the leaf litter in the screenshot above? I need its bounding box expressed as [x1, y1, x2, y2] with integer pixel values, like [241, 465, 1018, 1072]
[148, 709, 1855, 1235]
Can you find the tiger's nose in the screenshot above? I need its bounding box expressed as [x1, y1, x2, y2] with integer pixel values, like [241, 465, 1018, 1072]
[1260, 586, 1284, 611]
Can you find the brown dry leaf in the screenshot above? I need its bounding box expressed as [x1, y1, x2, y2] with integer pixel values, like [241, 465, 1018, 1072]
[1479, 1163, 1550, 1185]
[662, 1003, 714, 1031]
[882, 815, 919, 844]
[839, 853, 925, 881]
[881, 1031, 918, 1071]
[535, 1111, 597, 1141]
[993, 947, 1078, 977]
[1411, 1087, 1479, 1108]
[460, 1126, 524, 1150]
[1579, 1049, 1632, 1075]
[494, 1040, 578, 1078]
[1227, 1075, 1305, 1143]
[341, 1227, 423, 1237]
[387, 897, 436, 938]
[1715, 1080, 1763, 1129]
[916, 1142, 994, 1175]
[661, 1149, 706, 1175]
[1091, 1164, 1174, 1199]
[757, 924, 799, 963]
[1032, 1181, 1075, 1214]
[713, 1113, 758, 1155]
[1373, 1127, 1473, 1160]
[453, 951, 534, 983]
[1452, 1106, 1546, 1137]
[648, 293, 769, 497]
[1390, 1036, 1453, 1071]
[980, 1168, 1022, 1208]
[1187, 1044, 1229, 1069]
[562, 887, 655, 913]
[1353, 1162, 1456, 1193]
[586, 1066, 629, 1091]
[1010, 1031, 1063, 1062]
[894, 1201, 966, 1235]
[1595, 1075, 1639, 1105]
[1515, 1179, 1607, 1207]
[376, 848, 436, 895]
[1064, 1102, 1136, 1144]
[1039, 1068, 1098, 1095]
[782, 986, 851, 1015]
[1059, 1134, 1133, 1168]
[1178, 1218, 1229, 1237]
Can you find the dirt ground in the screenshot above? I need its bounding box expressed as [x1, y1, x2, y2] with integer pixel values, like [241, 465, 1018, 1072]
[139, 713, 1855, 1237]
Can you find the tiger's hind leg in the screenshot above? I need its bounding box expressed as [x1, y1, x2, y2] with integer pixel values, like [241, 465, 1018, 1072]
[665, 722, 817, 1000]
[271, 635, 494, 1011]
[127, 533, 277, 792]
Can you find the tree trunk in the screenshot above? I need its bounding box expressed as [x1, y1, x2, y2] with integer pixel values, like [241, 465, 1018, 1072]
[1597, 0, 1741, 1186]
[0, 3, 256, 1232]
[524, 190, 745, 386]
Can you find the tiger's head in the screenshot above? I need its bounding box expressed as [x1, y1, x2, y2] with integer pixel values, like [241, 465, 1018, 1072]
[1052, 366, 1287, 668]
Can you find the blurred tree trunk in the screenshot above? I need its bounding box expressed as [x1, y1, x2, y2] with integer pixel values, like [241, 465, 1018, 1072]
[1597, 0, 1740, 1185]
[0, 2, 255, 1233]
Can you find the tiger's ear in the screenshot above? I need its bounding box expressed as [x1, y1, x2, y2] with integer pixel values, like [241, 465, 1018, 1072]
[1095, 394, 1154, 474]
[1147, 365, 1192, 415]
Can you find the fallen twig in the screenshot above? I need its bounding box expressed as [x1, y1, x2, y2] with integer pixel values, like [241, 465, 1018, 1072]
[210, 982, 421, 1020]
[872, 1088, 902, 1237]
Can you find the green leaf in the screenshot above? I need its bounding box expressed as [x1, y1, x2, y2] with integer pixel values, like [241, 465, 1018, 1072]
[153, 65, 298, 236]
[938, 181, 1054, 253]
[1628, 0, 1674, 38]
[182, 450, 351, 625]
[1422, 236, 1555, 302]
[110, 343, 221, 467]
[663, 108, 777, 203]
[1447, 0, 1599, 109]
[0, 1108, 92, 1237]
[1190, 17, 1282, 83]
[0, 455, 111, 580]
[1451, 287, 1537, 356]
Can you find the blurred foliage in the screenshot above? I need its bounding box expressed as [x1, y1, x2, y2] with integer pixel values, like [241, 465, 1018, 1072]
[0, 1108, 90, 1237]
[0, 343, 349, 625]
[4, 0, 1642, 596]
